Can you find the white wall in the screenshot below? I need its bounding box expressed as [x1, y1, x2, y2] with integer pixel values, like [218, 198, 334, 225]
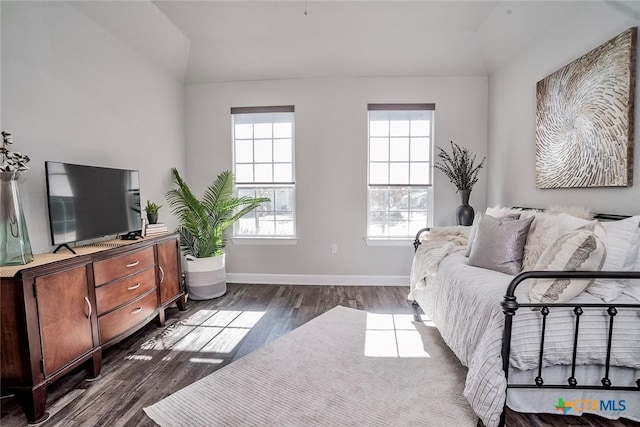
[488, 2, 640, 215]
[0, 1, 2, 130]
[1, 1, 186, 254]
[186, 76, 488, 279]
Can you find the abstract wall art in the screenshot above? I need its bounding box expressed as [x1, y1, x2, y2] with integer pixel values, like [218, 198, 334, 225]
[536, 27, 637, 189]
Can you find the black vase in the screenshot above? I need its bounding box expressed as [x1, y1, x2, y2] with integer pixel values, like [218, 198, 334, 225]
[456, 190, 474, 226]
[147, 212, 158, 225]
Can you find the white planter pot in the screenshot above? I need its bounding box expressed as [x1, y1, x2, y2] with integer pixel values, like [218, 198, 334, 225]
[184, 253, 226, 300]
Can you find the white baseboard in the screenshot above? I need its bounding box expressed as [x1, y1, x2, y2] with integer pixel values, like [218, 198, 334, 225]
[226, 273, 409, 287]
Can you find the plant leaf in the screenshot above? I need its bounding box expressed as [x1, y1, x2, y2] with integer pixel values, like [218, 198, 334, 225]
[166, 168, 271, 258]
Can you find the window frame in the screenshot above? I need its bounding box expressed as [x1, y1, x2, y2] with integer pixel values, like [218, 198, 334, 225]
[366, 104, 435, 241]
[231, 106, 297, 240]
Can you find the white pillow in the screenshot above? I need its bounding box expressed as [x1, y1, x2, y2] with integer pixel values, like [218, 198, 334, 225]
[530, 226, 606, 304]
[464, 214, 480, 257]
[485, 206, 523, 218]
[522, 213, 561, 271]
[547, 205, 594, 220]
[556, 213, 591, 234]
[586, 216, 640, 302]
[601, 216, 640, 270]
[522, 213, 597, 271]
[622, 252, 640, 301]
[624, 283, 640, 301]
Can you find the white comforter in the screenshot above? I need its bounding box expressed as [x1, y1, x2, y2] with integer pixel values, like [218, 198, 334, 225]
[411, 251, 640, 427]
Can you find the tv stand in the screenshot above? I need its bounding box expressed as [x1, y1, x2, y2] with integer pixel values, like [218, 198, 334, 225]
[52, 243, 77, 254]
[0, 234, 186, 423]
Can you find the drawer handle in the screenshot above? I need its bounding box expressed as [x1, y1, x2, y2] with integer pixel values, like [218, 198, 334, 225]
[126, 261, 140, 268]
[130, 307, 143, 315]
[84, 297, 92, 318]
[159, 266, 165, 283]
[127, 283, 141, 291]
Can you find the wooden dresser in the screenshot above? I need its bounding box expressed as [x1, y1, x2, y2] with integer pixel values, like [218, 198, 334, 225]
[0, 234, 186, 423]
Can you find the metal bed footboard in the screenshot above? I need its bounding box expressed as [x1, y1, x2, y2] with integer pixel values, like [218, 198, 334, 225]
[500, 270, 640, 427]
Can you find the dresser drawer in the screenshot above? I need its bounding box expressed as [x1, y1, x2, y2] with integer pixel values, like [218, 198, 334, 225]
[98, 290, 158, 343]
[95, 267, 156, 316]
[93, 247, 155, 286]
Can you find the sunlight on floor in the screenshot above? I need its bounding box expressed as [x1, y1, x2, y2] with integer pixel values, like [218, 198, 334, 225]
[125, 354, 153, 361]
[135, 309, 265, 362]
[133, 309, 432, 362]
[183, 309, 219, 326]
[364, 313, 433, 358]
[188, 357, 225, 364]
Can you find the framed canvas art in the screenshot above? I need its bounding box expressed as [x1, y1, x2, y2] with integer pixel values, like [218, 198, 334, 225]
[536, 28, 637, 188]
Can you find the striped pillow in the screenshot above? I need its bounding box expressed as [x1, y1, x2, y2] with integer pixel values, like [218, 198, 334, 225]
[587, 216, 640, 302]
[529, 225, 607, 304]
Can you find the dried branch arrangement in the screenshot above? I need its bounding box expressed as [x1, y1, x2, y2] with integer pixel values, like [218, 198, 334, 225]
[1, 131, 30, 172]
[434, 141, 485, 192]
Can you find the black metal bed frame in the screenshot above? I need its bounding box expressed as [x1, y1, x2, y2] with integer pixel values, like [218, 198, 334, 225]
[412, 219, 640, 427]
[500, 270, 640, 426]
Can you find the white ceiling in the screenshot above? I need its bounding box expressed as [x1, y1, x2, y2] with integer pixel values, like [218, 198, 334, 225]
[71, 1, 615, 84]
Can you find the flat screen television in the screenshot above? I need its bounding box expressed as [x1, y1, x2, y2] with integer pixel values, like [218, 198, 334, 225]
[45, 161, 142, 249]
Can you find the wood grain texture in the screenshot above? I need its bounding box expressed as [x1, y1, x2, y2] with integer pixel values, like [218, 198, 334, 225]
[1, 284, 636, 427]
[93, 247, 155, 286]
[98, 290, 158, 344]
[35, 266, 94, 376]
[0, 278, 24, 381]
[95, 267, 156, 316]
[156, 240, 181, 305]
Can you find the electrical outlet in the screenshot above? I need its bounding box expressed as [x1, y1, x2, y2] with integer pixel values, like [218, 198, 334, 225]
[331, 244, 338, 254]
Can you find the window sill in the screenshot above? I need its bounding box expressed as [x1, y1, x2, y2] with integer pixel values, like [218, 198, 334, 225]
[364, 238, 413, 247]
[231, 237, 298, 246]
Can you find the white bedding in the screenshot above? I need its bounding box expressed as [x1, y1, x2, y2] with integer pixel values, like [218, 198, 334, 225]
[508, 364, 640, 421]
[411, 251, 640, 427]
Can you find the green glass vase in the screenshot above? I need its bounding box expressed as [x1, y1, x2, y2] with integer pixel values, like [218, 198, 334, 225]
[1, 171, 34, 266]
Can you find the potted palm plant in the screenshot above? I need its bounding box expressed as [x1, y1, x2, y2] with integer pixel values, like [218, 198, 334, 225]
[166, 168, 269, 300]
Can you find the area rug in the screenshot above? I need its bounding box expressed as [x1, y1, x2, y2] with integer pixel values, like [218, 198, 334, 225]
[144, 305, 477, 426]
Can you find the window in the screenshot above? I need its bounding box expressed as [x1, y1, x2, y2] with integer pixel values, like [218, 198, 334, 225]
[232, 106, 295, 237]
[367, 104, 434, 239]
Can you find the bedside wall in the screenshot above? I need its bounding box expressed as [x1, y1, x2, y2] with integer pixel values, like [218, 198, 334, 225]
[487, 2, 640, 215]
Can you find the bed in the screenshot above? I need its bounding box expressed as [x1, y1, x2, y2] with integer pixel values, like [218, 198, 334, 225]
[409, 211, 640, 427]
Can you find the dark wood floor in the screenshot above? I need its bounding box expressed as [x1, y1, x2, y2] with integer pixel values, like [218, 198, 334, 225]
[1, 284, 637, 427]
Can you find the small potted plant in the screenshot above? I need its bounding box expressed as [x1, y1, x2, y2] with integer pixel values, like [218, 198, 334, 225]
[144, 200, 162, 225]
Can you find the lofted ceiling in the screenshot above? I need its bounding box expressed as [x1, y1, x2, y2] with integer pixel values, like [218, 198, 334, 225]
[70, 1, 628, 84]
